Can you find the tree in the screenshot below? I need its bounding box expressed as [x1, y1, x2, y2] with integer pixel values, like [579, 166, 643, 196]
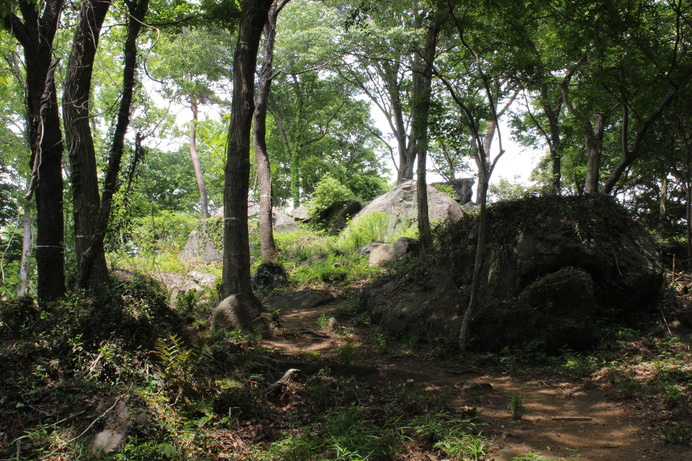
[0, 35, 33, 297]
[222, 0, 272, 298]
[76, 0, 151, 289]
[412, 14, 440, 250]
[435, 0, 520, 349]
[150, 26, 235, 218]
[253, 0, 291, 262]
[337, 0, 437, 183]
[63, 0, 112, 290]
[2, 0, 67, 302]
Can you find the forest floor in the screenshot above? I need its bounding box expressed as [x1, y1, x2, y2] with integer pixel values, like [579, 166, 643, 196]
[258, 291, 692, 461]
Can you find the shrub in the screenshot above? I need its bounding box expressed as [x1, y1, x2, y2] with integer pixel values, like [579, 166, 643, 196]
[129, 211, 197, 254]
[305, 174, 356, 216]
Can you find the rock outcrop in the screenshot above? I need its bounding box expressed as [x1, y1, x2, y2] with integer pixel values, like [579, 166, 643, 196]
[311, 200, 363, 234]
[361, 195, 663, 352]
[433, 178, 475, 205]
[368, 237, 419, 267]
[353, 180, 464, 236]
[211, 293, 264, 332]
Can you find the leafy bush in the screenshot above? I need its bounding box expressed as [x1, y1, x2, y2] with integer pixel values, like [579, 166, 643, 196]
[338, 212, 417, 251]
[129, 211, 197, 254]
[338, 212, 393, 249]
[432, 183, 459, 201]
[305, 174, 356, 216]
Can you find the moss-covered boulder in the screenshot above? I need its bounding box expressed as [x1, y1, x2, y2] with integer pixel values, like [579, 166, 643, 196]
[361, 195, 663, 352]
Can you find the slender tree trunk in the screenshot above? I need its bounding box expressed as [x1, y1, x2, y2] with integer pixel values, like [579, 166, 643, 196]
[584, 114, 605, 194]
[459, 167, 489, 350]
[4, 1, 67, 302]
[63, 0, 111, 291]
[412, 18, 440, 250]
[77, 0, 148, 289]
[253, 0, 289, 261]
[189, 98, 209, 218]
[541, 84, 563, 195]
[687, 183, 692, 272]
[17, 204, 32, 297]
[659, 176, 668, 239]
[223, 0, 273, 297]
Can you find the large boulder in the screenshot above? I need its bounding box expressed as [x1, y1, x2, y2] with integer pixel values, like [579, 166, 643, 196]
[180, 229, 220, 261]
[361, 195, 663, 352]
[247, 199, 299, 233]
[354, 180, 464, 236]
[433, 178, 475, 205]
[369, 237, 419, 267]
[312, 200, 363, 234]
[252, 262, 289, 293]
[211, 293, 263, 332]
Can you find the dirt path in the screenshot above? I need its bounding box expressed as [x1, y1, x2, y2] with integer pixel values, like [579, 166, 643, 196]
[261, 296, 692, 460]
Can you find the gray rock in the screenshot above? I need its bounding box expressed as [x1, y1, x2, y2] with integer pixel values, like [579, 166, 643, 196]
[211, 293, 263, 332]
[434, 178, 475, 205]
[357, 242, 384, 256]
[472, 267, 602, 352]
[361, 195, 662, 352]
[312, 200, 362, 234]
[91, 398, 130, 453]
[353, 180, 464, 237]
[180, 229, 219, 261]
[369, 237, 419, 267]
[253, 262, 289, 292]
[291, 204, 311, 222]
[248, 199, 299, 233]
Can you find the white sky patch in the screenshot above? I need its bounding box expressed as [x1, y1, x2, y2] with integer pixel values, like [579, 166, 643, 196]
[369, 103, 541, 187]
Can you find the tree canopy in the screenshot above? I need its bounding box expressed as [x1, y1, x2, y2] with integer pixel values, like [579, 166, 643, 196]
[0, 0, 689, 299]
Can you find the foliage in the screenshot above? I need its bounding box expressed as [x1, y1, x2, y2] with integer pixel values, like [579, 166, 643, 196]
[153, 334, 212, 397]
[432, 183, 459, 201]
[128, 211, 198, 255]
[305, 174, 356, 216]
[338, 212, 417, 250]
[508, 393, 528, 420]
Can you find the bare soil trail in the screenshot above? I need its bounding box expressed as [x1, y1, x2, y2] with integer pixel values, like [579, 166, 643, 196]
[261, 295, 692, 461]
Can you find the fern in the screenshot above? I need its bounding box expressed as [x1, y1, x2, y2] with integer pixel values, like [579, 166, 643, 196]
[153, 334, 211, 396]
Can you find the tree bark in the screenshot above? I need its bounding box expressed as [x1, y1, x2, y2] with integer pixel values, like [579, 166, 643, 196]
[583, 113, 605, 194]
[253, 0, 289, 262]
[223, 0, 273, 297]
[63, 0, 111, 291]
[77, 0, 148, 289]
[4, 0, 67, 302]
[17, 204, 32, 297]
[412, 18, 440, 250]
[189, 98, 209, 218]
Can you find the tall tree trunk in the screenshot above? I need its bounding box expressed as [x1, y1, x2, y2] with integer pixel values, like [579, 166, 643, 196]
[659, 176, 668, 239]
[17, 203, 32, 297]
[687, 183, 692, 272]
[77, 0, 148, 289]
[63, 0, 111, 291]
[4, 1, 67, 302]
[223, 0, 273, 297]
[412, 18, 440, 250]
[540, 83, 564, 195]
[459, 165, 489, 349]
[583, 114, 605, 194]
[253, 0, 289, 262]
[189, 98, 209, 218]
